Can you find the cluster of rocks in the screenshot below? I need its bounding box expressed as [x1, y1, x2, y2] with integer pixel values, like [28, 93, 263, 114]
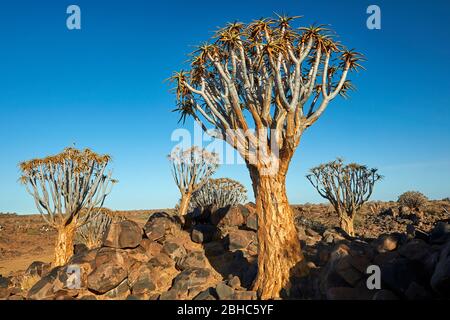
[0, 204, 259, 300]
[294, 201, 450, 240]
[359, 205, 447, 237]
[298, 220, 450, 300]
[1, 202, 449, 300]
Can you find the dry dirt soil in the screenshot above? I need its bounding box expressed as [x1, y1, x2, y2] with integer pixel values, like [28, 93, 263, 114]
[0, 209, 174, 275]
[1, 202, 449, 276]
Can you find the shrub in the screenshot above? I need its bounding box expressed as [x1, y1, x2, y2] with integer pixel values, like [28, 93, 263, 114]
[397, 191, 428, 211]
[190, 178, 247, 209]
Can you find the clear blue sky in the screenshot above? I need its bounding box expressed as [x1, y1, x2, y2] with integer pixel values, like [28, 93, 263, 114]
[0, 0, 449, 214]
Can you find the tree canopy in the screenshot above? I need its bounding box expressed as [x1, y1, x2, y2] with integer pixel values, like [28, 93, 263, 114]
[171, 15, 364, 170]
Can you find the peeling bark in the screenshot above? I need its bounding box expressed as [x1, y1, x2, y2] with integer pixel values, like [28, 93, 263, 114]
[54, 223, 76, 266]
[249, 166, 303, 299]
[179, 192, 192, 217]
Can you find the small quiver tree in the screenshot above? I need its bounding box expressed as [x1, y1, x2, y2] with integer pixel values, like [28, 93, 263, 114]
[306, 158, 382, 236]
[169, 146, 219, 217]
[75, 208, 114, 249]
[19, 147, 116, 266]
[190, 177, 247, 210]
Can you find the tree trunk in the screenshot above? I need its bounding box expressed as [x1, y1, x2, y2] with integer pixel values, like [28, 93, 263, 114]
[339, 213, 355, 237]
[54, 223, 76, 266]
[178, 192, 192, 217]
[249, 168, 304, 299]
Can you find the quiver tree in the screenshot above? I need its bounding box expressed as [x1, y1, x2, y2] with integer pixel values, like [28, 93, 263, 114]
[75, 208, 114, 249]
[306, 158, 382, 236]
[171, 15, 364, 298]
[19, 147, 116, 266]
[169, 146, 219, 217]
[190, 177, 247, 209]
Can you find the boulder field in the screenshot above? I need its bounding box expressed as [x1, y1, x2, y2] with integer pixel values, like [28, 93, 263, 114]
[0, 203, 449, 300]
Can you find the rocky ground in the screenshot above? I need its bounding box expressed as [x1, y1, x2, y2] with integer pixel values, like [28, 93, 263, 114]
[0, 200, 449, 300]
[0, 209, 171, 274]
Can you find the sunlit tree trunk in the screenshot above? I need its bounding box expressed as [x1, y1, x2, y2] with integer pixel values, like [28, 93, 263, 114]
[249, 165, 303, 299]
[178, 192, 192, 217]
[54, 222, 77, 266]
[339, 212, 355, 237]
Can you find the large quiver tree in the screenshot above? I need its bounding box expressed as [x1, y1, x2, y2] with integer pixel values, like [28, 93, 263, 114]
[171, 15, 364, 299]
[19, 147, 116, 266]
[306, 158, 382, 236]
